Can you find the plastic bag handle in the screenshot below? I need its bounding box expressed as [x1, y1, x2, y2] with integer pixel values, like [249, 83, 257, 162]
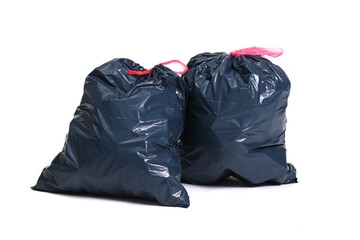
[230, 47, 284, 57]
[128, 60, 188, 75]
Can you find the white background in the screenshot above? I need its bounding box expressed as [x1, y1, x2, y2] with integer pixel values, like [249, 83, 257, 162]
[1, 0, 359, 239]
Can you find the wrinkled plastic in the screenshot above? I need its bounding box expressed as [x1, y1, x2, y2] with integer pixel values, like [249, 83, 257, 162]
[32, 58, 190, 207]
[180, 52, 297, 185]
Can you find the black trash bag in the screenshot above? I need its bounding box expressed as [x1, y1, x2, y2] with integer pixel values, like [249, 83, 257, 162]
[180, 47, 297, 185]
[32, 58, 190, 207]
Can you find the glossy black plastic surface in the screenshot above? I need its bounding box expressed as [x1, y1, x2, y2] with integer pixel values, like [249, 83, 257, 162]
[33, 58, 190, 207]
[180, 52, 297, 185]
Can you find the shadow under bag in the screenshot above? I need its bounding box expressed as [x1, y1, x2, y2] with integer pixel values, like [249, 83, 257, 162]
[180, 47, 297, 185]
[32, 58, 190, 207]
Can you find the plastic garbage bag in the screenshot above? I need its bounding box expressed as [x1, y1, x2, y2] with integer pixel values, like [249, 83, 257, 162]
[180, 47, 297, 185]
[32, 58, 190, 207]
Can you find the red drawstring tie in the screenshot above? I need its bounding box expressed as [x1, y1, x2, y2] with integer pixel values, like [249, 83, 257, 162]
[230, 46, 284, 58]
[128, 59, 188, 75]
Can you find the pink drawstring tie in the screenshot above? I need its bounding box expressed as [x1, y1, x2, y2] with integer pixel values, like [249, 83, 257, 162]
[128, 59, 188, 75]
[230, 47, 284, 58]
